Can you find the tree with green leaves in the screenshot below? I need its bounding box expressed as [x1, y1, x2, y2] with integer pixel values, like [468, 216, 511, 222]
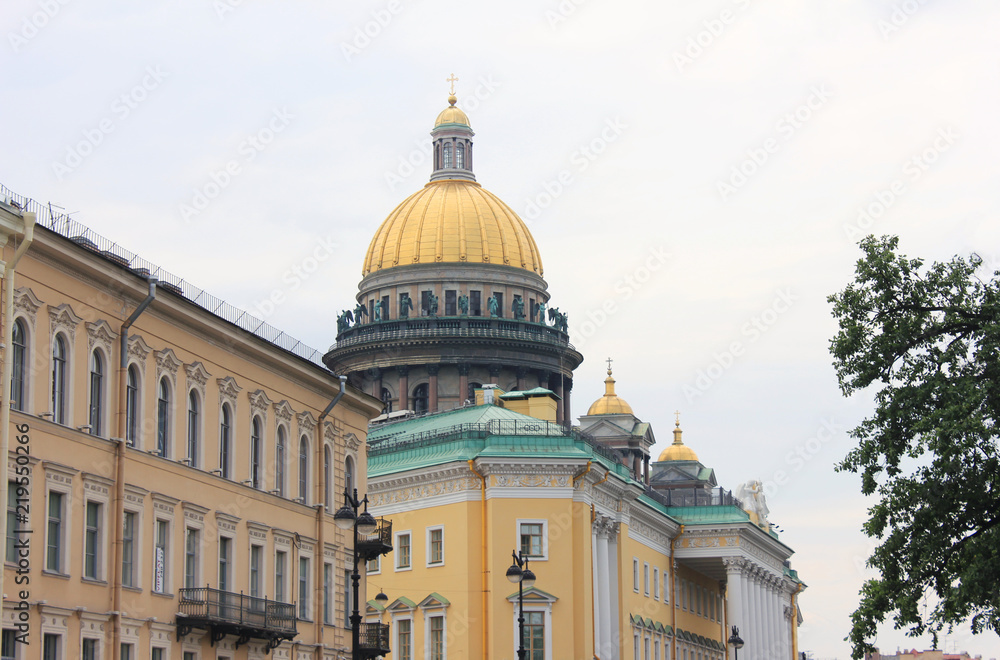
[829, 235, 1000, 659]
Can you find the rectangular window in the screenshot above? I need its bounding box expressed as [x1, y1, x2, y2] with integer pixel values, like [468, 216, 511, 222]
[46, 491, 63, 573]
[42, 634, 60, 660]
[183, 653, 196, 660]
[644, 562, 650, 596]
[275, 550, 286, 602]
[664, 571, 670, 604]
[122, 512, 136, 587]
[82, 639, 98, 660]
[367, 555, 381, 574]
[519, 522, 544, 558]
[84, 501, 101, 579]
[154, 519, 169, 593]
[470, 290, 481, 316]
[120, 643, 132, 660]
[524, 611, 544, 658]
[429, 615, 445, 660]
[218, 537, 231, 593]
[653, 567, 660, 600]
[6, 481, 24, 563]
[633, 558, 640, 592]
[427, 527, 444, 565]
[323, 562, 332, 625]
[421, 290, 431, 316]
[299, 557, 310, 619]
[185, 528, 200, 589]
[1, 630, 15, 660]
[396, 532, 411, 570]
[397, 619, 412, 660]
[344, 568, 352, 628]
[250, 544, 262, 598]
[445, 290, 456, 316]
[381, 295, 389, 320]
[152, 648, 164, 660]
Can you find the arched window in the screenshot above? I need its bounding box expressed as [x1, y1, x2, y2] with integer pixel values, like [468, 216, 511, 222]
[187, 390, 200, 467]
[11, 319, 26, 412]
[220, 403, 232, 478]
[126, 366, 139, 446]
[51, 334, 67, 424]
[323, 445, 332, 512]
[157, 378, 171, 457]
[412, 383, 428, 414]
[443, 143, 453, 168]
[456, 143, 465, 168]
[89, 350, 103, 436]
[298, 436, 309, 503]
[345, 456, 355, 497]
[250, 416, 263, 489]
[276, 426, 287, 496]
[381, 387, 393, 414]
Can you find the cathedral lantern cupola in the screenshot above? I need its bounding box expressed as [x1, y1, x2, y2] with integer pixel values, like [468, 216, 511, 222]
[431, 83, 476, 182]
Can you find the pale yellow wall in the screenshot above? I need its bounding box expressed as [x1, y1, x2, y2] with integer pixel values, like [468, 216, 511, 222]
[2, 231, 383, 659]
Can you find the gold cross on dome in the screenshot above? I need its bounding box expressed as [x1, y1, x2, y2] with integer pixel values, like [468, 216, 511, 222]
[675, 410, 681, 425]
[606, 357, 613, 372]
[446, 73, 459, 95]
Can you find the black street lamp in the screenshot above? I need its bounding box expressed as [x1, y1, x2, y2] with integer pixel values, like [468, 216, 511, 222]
[506, 550, 537, 660]
[334, 488, 379, 658]
[728, 625, 745, 660]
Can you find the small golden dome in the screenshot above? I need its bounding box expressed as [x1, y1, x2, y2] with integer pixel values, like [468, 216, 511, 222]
[434, 95, 470, 127]
[362, 180, 543, 275]
[657, 417, 699, 462]
[586, 368, 634, 416]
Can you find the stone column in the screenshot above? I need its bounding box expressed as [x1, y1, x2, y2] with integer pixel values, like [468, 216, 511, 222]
[740, 565, 752, 655]
[597, 524, 612, 659]
[592, 523, 602, 656]
[458, 363, 470, 404]
[427, 364, 439, 412]
[771, 578, 783, 659]
[607, 524, 620, 660]
[396, 366, 409, 411]
[488, 364, 502, 387]
[763, 575, 776, 658]
[516, 366, 527, 391]
[370, 368, 382, 402]
[723, 558, 744, 659]
[551, 374, 564, 425]
[564, 377, 572, 425]
[752, 570, 765, 660]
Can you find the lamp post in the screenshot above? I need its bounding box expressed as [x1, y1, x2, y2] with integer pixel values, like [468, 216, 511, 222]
[506, 550, 536, 660]
[333, 488, 378, 658]
[728, 625, 744, 660]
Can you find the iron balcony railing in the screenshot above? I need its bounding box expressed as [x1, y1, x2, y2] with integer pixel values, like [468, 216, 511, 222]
[357, 517, 393, 562]
[644, 485, 743, 509]
[177, 587, 297, 636]
[358, 621, 391, 656]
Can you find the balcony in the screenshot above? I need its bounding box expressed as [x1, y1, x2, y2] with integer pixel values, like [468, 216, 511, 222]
[331, 316, 573, 351]
[176, 587, 297, 651]
[357, 517, 393, 562]
[358, 621, 391, 658]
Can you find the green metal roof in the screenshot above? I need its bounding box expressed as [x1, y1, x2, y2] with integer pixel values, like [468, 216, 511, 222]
[498, 387, 559, 400]
[663, 505, 750, 525]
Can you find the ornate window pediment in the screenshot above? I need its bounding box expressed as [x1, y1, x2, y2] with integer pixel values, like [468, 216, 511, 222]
[49, 303, 83, 341]
[217, 376, 242, 407]
[248, 389, 273, 417]
[273, 399, 294, 423]
[86, 320, 117, 354]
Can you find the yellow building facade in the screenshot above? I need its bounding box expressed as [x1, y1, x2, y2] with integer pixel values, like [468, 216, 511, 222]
[0, 196, 384, 660]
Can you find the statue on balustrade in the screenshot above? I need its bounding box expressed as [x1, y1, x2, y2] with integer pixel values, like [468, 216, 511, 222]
[399, 293, 414, 319]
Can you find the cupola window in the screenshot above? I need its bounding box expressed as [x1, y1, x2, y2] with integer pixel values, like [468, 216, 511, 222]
[443, 144, 453, 168]
[456, 143, 464, 168]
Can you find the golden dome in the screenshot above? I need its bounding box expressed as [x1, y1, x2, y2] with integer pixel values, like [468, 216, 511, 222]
[362, 180, 543, 275]
[657, 417, 699, 462]
[587, 368, 634, 415]
[434, 94, 470, 127]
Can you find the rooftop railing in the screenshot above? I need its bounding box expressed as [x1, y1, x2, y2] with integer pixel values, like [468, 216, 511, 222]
[332, 316, 574, 351]
[0, 184, 326, 368]
[643, 485, 743, 509]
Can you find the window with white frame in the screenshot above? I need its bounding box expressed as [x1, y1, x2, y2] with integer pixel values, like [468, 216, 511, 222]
[653, 567, 660, 600]
[6, 481, 26, 564]
[275, 426, 287, 497]
[323, 445, 332, 512]
[323, 562, 333, 625]
[125, 365, 140, 447]
[122, 507, 141, 589]
[250, 544, 263, 598]
[275, 549, 287, 602]
[154, 519, 170, 593]
[508, 594, 555, 660]
[427, 614, 445, 660]
[81, 636, 99, 660]
[218, 536, 232, 593]
[250, 416, 263, 489]
[664, 570, 670, 604]
[219, 403, 233, 479]
[395, 617, 413, 660]
[156, 377, 171, 457]
[298, 556, 311, 620]
[298, 436, 309, 503]
[517, 519, 547, 560]
[1, 629, 17, 660]
[633, 558, 640, 592]
[395, 531, 411, 570]
[45, 489, 67, 574]
[10, 318, 27, 413]
[644, 562, 650, 596]
[426, 526, 444, 566]
[42, 632, 60, 660]
[366, 555, 381, 574]
[51, 333, 68, 425]
[185, 528, 200, 589]
[186, 391, 200, 468]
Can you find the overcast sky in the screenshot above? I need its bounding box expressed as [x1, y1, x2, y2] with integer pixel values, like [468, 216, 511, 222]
[4, 1, 999, 658]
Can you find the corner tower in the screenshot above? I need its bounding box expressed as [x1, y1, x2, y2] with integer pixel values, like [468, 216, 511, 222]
[324, 90, 583, 424]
